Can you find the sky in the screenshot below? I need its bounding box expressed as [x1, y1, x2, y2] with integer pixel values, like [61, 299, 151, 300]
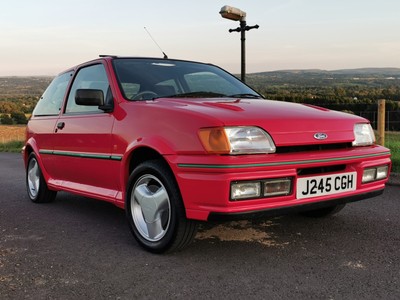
[1, 0, 399, 76]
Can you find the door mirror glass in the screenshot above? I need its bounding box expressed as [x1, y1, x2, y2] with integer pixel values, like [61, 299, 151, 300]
[75, 89, 104, 106]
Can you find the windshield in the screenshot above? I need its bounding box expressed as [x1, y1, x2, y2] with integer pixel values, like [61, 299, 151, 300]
[112, 58, 262, 101]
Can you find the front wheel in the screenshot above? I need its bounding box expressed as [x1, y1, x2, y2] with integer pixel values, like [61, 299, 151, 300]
[26, 153, 57, 203]
[126, 160, 198, 253]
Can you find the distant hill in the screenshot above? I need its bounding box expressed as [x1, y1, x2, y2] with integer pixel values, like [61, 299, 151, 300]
[1, 67, 399, 99]
[0, 76, 52, 97]
[252, 68, 400, 76]
[247, 68, 400, 89]
[330, 68, 400, 76]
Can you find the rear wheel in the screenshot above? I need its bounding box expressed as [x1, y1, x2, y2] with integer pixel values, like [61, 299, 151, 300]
[126, 160, 198, 253]
[26, 153, 57, 203]
[300, 204, 346, 218]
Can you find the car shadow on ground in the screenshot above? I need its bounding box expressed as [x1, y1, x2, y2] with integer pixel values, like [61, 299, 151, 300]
[42, 192, 376, 254]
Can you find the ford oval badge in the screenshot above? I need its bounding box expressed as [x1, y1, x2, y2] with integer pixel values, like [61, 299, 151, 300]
[314, 133, 328, 140]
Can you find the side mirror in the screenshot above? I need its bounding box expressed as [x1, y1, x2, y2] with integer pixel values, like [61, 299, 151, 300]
[75, 89, 104, 106]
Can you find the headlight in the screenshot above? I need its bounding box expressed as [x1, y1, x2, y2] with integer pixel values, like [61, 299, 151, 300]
[199, 126, 276, 155]
[352, 123, 375, 146]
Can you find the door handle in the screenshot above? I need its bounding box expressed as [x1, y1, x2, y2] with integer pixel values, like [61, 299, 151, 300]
[57, 122, 65, 130]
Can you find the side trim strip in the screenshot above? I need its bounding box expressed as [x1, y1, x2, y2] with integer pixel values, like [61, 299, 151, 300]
[39, 149, 123, 161]
[178, 151, 391, 169]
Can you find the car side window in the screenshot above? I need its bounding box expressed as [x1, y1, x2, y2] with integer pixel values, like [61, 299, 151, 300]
[32, 72, 73, 116]
[65, 64, 110, 114]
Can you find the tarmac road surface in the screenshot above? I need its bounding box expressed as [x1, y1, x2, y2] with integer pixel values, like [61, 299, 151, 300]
[1, 152, 399, 299]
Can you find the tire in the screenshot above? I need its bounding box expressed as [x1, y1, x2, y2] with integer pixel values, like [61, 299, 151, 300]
[300, 204, 346, 218]
[26, 153, 57, 203]
[126, 160, 198, 253]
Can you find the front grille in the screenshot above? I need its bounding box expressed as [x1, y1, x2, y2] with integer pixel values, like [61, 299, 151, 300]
[276, 143, 352, 154]
[297, 165, 346, 176]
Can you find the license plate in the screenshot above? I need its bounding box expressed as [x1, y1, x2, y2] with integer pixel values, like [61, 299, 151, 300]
[296, 172, 357, 199]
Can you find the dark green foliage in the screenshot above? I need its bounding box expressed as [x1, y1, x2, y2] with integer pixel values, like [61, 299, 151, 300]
[11, 112, 28, 124]
[0, 114, 13, 125]
[0, 97, 39, 114]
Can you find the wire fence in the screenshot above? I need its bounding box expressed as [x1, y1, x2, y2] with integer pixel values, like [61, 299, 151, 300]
[300, 99, 400, 135]
[356, 111, 400, 132]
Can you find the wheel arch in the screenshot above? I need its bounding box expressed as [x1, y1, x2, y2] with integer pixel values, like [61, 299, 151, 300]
[121, 146, 175, 195]
[128, 146, 166, 175]
[23, 138, 36, 166]
[120, 145, 188, 210]
[23, 144, 34, 166]
[23, 139, 52, 186]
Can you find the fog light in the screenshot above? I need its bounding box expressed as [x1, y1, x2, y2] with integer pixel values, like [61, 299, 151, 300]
[376, 165, 389, 180]
[362, 165, 389, 183]
[362, 168, 376, 183]
[231, 181, 261, 200]
[264, 178, 292, 197]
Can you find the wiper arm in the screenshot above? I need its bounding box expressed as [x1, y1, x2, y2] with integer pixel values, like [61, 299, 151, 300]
[228, 93, 263, 99]
[164, 91, 227, 98]
[162, 91, 262, 99]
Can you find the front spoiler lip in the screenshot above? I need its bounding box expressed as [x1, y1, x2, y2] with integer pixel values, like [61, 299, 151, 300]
[207, 189, 384, 221]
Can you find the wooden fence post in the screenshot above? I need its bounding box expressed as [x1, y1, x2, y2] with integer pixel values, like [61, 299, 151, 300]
[377, 99, 385, 146]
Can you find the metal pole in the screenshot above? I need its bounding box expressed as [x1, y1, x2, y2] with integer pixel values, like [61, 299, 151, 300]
[377, 99, 385, 146]
[227, 21, 258, 83]
[240, 20, 246, 82]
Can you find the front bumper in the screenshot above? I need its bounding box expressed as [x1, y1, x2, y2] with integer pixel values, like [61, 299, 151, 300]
[168, 146, 391, 221]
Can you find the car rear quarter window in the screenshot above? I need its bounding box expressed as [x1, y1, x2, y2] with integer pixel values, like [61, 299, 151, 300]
[32, 72, 73, 116]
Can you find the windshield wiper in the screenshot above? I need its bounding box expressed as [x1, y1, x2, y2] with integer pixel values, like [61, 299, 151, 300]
[164, 91, 227, 98]
[228, 93, 262, 99]
[162, 91, 262, 99]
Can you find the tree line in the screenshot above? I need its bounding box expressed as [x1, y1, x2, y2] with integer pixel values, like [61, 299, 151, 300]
[1, 73, 399, 128]
[0, 96, 36, 125]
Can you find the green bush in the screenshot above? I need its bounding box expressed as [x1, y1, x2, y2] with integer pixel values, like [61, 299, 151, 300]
[0, 114, 13, 125]
[11, 112, 28, 124]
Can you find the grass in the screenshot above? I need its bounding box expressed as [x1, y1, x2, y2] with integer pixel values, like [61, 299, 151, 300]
[385, 132, 400, 173]
[0, 124, 399, 172]
[0, 140, 24, 152]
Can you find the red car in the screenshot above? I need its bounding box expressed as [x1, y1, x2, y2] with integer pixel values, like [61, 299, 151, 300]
[23, 56, 391, 253]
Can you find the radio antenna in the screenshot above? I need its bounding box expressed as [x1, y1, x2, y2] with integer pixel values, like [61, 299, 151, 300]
[144, 27, 168, 59]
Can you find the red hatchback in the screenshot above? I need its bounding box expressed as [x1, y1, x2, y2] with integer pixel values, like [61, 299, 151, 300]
[23, 56, 391, 253]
